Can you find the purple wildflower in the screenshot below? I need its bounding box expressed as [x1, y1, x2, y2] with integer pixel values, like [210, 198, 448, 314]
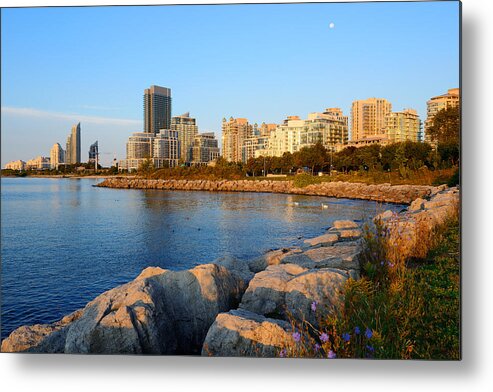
[380, 261, 385, 266]
[320, 332, 329, 342]
[342, 332, 351, 342]
[279, 348, 287, 358]
[311, 301, 317, 312]
[366, 344, 375, 352]
[365, 328, 373, 339]
[314, 343, 321, 352]
[354, 326, 361, 335]
[327, 350, 337, 359]
[292, 332, 301, 342]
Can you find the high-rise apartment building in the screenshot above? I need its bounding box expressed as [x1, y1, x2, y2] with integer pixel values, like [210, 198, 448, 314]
[221, 117, 253, 162]
[144, 85, 172, 135]
[351, 98, 392, 141]
[171, 112, 199, 162]
[119, 130, 179, 171]
[258, 109, 349, 158]
[191, 133, 220, 165]
[65, 123, 81, 164]
[424, 88, 460, 143]
[50, 143, 65, 170]
[153, 130, 180, 168]
[384, 109, 421, 143]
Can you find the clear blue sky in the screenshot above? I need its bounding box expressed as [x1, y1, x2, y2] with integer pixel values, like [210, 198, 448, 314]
[1, 1, 460, 166]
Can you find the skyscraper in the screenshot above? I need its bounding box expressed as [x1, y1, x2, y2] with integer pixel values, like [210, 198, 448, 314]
[351, 98, 392, 141]
[65, 123, 81, 164]
[50, 143, 65, 170]
[144, 85, 172, 135]
[88, 141, 99, 167]
[171, 112, 199, 162]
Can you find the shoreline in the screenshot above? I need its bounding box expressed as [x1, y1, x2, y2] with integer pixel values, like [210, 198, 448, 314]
[95, 177, 443, 205]
[1, 185, 460, 354]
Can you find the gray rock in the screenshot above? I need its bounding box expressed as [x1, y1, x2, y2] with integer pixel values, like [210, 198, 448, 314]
[281, 244, 361, 270]
[213, 254, 254, 285]
[409, 198, 426, 212]
[239, 264, 307, 318]
[303, 233, 339, 248]
[375, 209, 394, 221]
[202, 309, 293, 357]
[247, 248, 301, 273]
[332, 220, 359, 229]
[240, 264, 348, 328]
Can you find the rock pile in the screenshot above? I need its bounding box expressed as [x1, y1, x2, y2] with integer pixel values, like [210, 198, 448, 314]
[97, 178, 439, 204]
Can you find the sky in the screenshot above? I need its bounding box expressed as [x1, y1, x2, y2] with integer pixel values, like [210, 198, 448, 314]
[1, 1, 460, 167]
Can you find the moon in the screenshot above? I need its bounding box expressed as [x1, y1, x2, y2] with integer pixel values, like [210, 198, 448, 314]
[329, 22, 335, 29]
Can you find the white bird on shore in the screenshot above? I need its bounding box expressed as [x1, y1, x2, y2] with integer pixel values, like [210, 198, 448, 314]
[321, 203, 329, 209]
[294, 202, 299, 206]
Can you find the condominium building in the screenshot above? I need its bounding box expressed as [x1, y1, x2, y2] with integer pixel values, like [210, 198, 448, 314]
[119, 130, 179, 171]
[26, 156, 51, 170]
[144, 85, 172, 135]
[126, 132, 154, 160]
[50, 143, 65, 170]
[242, 136, 269, 163]
[191, 132, 220, 165]
[258, 109, 349, 158]
[384, 109, 422, 143]
[351, 98, 392, 141]
[171, 112, 199, 162]
[65, 123, 81, 164]
[5, 160, 26, 171]
[153, 129, 180, 168]
[424, 88, 460, 143]
[221, 117, 253, 162]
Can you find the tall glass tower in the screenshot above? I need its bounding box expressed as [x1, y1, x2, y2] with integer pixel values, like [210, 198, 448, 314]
[144, 85, 172, 135]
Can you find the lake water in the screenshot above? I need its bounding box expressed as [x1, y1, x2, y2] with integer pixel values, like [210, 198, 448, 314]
[1, 177, 404, 340]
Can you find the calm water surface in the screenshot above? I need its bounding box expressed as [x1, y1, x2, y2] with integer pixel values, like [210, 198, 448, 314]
[1, 177, 404, 339]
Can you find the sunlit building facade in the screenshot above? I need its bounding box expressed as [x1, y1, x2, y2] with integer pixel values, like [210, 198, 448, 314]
[5, 160, 26, 171]
[191, 132, 220, 165]
[221, 117, 253, 162]
[50, 143, 65, 170]
[351, 98, 392, 141]
[171, 112, 199, 162]
[384, 109, 422, 143]
[424, 88, 460, 143]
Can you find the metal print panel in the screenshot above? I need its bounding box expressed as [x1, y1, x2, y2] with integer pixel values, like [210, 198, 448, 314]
[1, 1, 461, 359]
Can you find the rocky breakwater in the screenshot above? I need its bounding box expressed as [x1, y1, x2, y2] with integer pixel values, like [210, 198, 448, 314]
[2, 186, 459, 355]
[374, 185, 460, 260]
[96, 177, 439, 204]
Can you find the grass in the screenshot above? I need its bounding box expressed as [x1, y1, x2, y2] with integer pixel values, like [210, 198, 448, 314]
[282, 211, 460, 359]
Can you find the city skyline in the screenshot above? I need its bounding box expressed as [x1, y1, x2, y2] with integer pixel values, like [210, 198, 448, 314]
[1, 2, 459, 166]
